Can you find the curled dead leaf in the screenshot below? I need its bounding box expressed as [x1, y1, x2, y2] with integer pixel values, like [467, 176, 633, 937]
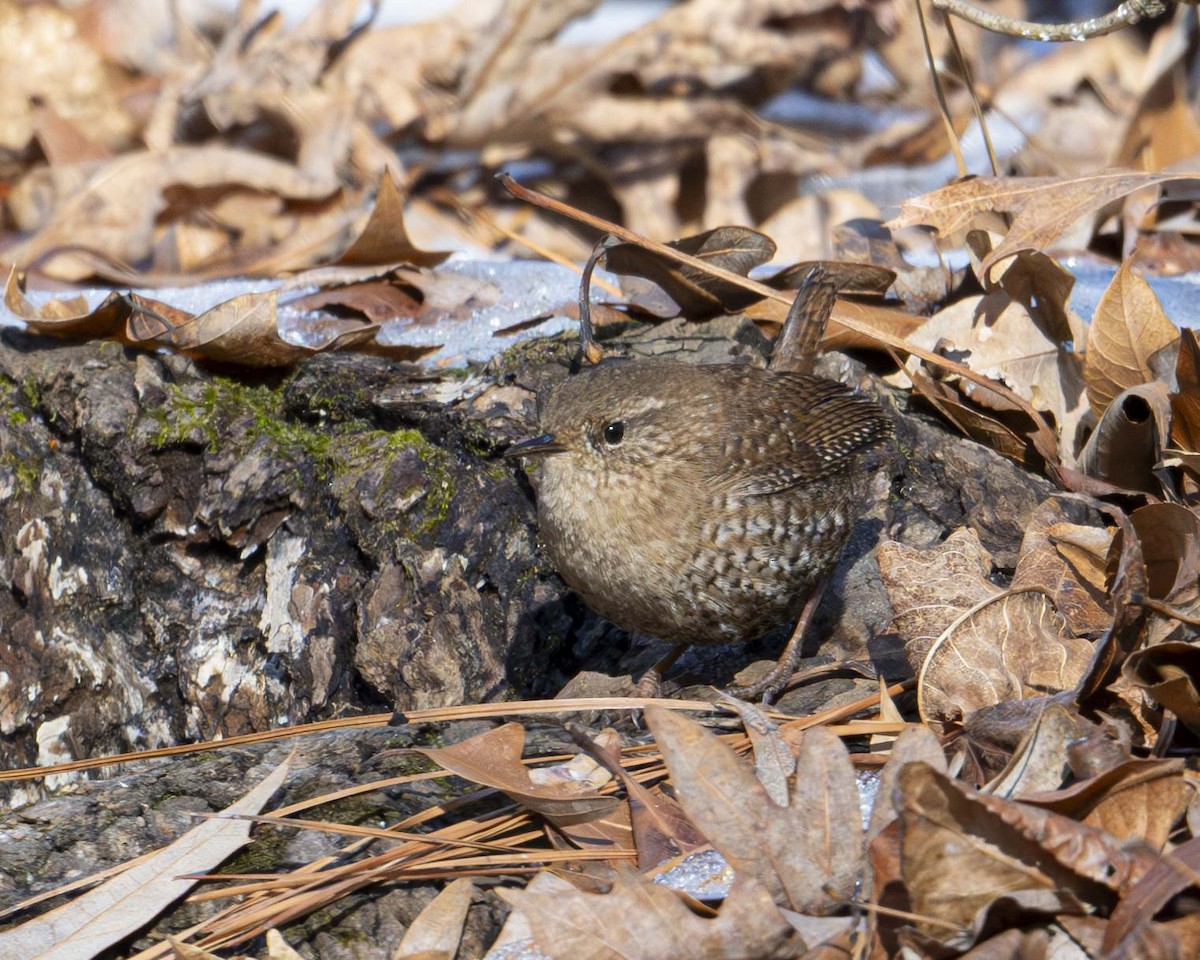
[1084, 261, 1179, 417]
[1078, 382, 1170, 493]
[417, 723, 618, 827]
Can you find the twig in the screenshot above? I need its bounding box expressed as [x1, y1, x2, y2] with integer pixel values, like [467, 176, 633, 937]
[916, 0, 967, 177]
[942, 13, 998, 176]
[932, 0, 1170, 41]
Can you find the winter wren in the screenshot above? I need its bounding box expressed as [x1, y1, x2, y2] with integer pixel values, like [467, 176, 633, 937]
[506, 359, 892, 696]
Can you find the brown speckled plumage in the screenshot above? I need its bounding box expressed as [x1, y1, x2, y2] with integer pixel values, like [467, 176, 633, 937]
[512, 360, 893, 648]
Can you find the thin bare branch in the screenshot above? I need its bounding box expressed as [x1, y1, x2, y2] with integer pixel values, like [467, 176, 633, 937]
[932, 0, 1170, 41]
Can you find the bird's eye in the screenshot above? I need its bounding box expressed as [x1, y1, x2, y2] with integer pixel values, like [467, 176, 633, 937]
[602, 420, 626, 445]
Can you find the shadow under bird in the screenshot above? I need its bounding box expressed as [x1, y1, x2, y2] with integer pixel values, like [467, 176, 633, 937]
[506, 358, 893, 700]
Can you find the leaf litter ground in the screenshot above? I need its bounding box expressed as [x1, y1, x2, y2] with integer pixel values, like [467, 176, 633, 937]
[3, 0, 1200, 958]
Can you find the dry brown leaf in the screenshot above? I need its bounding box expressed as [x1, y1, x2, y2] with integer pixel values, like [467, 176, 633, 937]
[1127, 502, 1200, 601]
[1123, 642, 1200, 738]
[1108, 916, 1200, 960]
[899, 762, 1158, 936]
[1078, 382, 1171, 492]
[716, 696, 795, 807]
[170, 0, 377, 188]
[877, 528, 1093, 725]
[499, 867, 807, 960]
[646, 705, 859, 916]
[915, 587, 1087, 725]
[743, 297, 925, 356]
[896, 293, 1086, 463]
[446, 0, 601, 145]
[30, 99, 113, 167]
[982, 702, 1095, 799]
[968, 238, 1080, 344]
[1077, 768, 1193, 852]
[125, 288, 432, 368]
[3, 270, 127, 340]
[831, 217, 951, 306]
[1022, 758, 1186, 825]
[1170, 328, 1200, 451]
[1102, 836, 1200, 955]
[906, 366, 1036, 467]
[418, 723, 618, 826]
[1046, 522, 1113, 597]
[392, 878, 475, 960]
[887, 159, 1200, 276]
[0, 757, 290, 960]
[866, 725, 948, 846]
[1010, 499, 1112, 638]
[127, 291, 306, 367]
[767, 260, 896, 296]
[899, 762, 1060, 933]
[1114, 16, 1200, 173]
[878, 527, 998, 660]
[336, 169, 451, 269]
[562, 724, 696, 868]
[288, 279, 424, 325]
[1083, 260, 1179, 416]
[0, 1, 135, 153]
[5, 146, 341, 281]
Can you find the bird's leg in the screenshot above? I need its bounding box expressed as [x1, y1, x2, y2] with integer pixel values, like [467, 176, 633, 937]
[731, 579, 830, 703]
[634, 642, 688, 698]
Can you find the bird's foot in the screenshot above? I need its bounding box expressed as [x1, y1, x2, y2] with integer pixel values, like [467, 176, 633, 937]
[726, 579, 829, 703]
[726, 663, 794, 705]
[634, 642, 687, 699]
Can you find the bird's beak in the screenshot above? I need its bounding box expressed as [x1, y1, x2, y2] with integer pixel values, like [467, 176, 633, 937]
[503, 433, 567, 458]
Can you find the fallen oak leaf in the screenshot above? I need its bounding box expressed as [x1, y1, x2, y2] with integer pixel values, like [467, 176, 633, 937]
[499, 867, 807, 960]
[645, 705, 860, 916]
[1010, 498, 1112, 638]
[1023, 757, 1193, 852]
[127, 291, 310, 367]
[894, 292, 1087, 464]
[886, 158, 1200, 278]
[126, 289, 431, 368]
